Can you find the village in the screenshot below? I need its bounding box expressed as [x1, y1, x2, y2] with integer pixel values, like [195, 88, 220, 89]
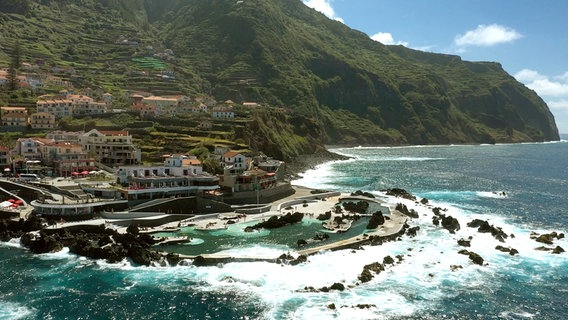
[0, 57, 409, 265]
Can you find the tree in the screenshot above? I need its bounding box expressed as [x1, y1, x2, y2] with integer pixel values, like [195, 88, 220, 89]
[202, 157, 222, 174]
[7, 41, 21, 92]
[189, 146, 209, 159]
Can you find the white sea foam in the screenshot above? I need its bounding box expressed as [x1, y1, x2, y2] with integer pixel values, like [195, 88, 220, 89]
[292, 160, 344, 190]
[476, 191, 509, 199]
[499, 310, 536, 319]
[37, 247, 71, 260]
[0, 301, 35, 320]
[102, 191, 565, 320]
[186, 237, 205, 245]
[0, 238, 23, 249]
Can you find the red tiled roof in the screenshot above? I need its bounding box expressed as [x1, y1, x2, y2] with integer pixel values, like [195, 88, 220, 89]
[223, 151, 242, 158]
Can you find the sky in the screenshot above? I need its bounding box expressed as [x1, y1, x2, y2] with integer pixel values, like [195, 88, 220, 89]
[302, 0, 568, 134]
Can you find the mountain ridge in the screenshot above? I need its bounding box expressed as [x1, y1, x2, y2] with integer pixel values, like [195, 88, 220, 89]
[0, 0, 559, 160]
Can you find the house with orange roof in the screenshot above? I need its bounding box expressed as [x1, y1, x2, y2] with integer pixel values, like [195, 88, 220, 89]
[1, 107, 29, 129]
[30, 112, 56, 129]
[36, 96, 73, 118]
[222, 151, 248, 172]
[68, 94, 107, 115]
[78, 129, 141, 167]
[41, 141, 95, 177]
[14, 137, 54, 160]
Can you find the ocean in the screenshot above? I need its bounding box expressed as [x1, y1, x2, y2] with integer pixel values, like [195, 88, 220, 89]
[1, 142, 567, 319]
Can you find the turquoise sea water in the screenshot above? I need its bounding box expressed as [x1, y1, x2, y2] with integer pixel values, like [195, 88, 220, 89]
[1, 142, 567, 319]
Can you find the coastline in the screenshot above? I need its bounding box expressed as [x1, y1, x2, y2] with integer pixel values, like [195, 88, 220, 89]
[285, 149, 351, 180]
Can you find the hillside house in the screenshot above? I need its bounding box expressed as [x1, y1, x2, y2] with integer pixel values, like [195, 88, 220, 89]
[222, 151, 248, 173]
[131, 103, 158, 118]
[68, 94, 107, 115]
[36, 96, 73, 118]
[41, 141, 94, 177]
[14, 137, 53, 161]
[211, 106, 235, 118]
[78, 129, 141, 167]
[46, 130, 84, 143]
[1, 107, 28, 129]
[30, 112, 56, 129]
[130, 95, 184, 117]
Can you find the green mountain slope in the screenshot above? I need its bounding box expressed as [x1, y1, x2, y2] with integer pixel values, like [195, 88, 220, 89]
[0, 0, 559, 158]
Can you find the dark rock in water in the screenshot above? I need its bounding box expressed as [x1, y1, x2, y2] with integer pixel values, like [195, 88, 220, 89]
[1, 216, 46, 241]
[532, 232, 564, 245]
[495, 245, 519, 255]
[467, 219, 508, 242]
[420, 198, 429, 205]
[351, 190, 375, 198]
[313, 233, 329, 241]
[535, 234, 555, 245]
[385, 188, 416, 201]
[329, 282, 345, 291]
[356, 304, 376, 309]
[383, 255, 395, 265]
[297, 239, 308, 247]
[316, 211, 332, 221]
[432, 216, 440, 226]
[277, 253, 295, 264]
[450, 265, 463, 271]
[193, 255, 208, 266]
[535, 245, 564, 254]
[290, 254, 308, 266]
[552, 246, 565, 254]
[441, 215, 460, 234]
[20, 231, 63, 254]
[396, 203, 418, 218]
[358, 262, 384, 283]
[458, 249, 484, 266]
[327, 303, 336, 310]
[248, 212, 304, 230]
[406, 226, 420, 237]
[366, 211, 385, 229]
[359, 269, 374, 283]
[165, 252, 182, 265]
[457, 238, 471, 247]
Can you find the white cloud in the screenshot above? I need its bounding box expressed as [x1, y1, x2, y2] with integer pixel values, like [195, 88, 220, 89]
[515, 69, 568, 97]
[303, 0, 344, 23]
[370, 32, 409, 46]
[515, 69, 568, 133]
[514, 69, 547, 83]
[548, 100, 568, 112]
[455, 24, 522, 47]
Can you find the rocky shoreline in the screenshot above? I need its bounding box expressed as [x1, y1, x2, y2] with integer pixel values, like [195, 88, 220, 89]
[1, 187, 564, 269]
[284, 149, 351, 180]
